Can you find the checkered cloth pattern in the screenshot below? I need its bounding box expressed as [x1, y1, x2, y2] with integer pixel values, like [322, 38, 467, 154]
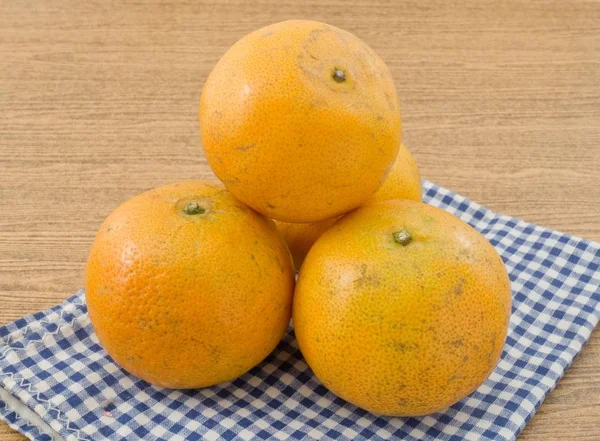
[1, 180, 599, 441]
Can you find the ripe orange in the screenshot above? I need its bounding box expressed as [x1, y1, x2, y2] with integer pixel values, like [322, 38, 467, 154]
[200, 20, 401, 222]
[275, 143, 421, 269]
[85, 181, 295, 388]
[275, 217, 338, 271]
[368, 142, 421, 204]
[293, 200, 511, 416]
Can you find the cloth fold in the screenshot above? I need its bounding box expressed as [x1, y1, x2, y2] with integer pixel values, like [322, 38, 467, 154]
[1, 180, 599, 441]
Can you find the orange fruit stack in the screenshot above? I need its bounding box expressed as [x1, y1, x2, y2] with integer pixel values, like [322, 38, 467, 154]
[275, 142, 422, 269]
[85, 20, 511, 417]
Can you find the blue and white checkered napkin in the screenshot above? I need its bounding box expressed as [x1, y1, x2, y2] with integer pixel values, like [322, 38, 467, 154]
[1, 180, 599, 441]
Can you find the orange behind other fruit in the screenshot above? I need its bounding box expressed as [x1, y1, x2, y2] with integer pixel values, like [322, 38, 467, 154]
[368, 142, 421, 204]
[293, 200, 511, 416]
[275, 217, 339, 271]
[200, 20, 401, 223]
[276, 143, 421, 269]
[85, 181, 295, 389]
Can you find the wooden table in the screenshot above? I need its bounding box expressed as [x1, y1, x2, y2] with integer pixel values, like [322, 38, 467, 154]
[1, 1, 598, 439]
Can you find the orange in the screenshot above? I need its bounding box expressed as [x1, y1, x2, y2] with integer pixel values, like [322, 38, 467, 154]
[275, 143, 421, 269]
[200, 20, 401, 223]
[275, 217, 338, 271]
[293, 200, 511, 416]
[85, 181, 295, 388]
[368, 142, 421, 204]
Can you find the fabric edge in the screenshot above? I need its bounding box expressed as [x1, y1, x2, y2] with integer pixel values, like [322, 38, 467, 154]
[0, 291, 90, 441]
[0, 383, 64, 441]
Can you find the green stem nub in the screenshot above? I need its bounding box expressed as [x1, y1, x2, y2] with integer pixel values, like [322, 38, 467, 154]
[183, 202, 205, 215]
[393, 229, 412, 246]
[332, 68, 346, 83]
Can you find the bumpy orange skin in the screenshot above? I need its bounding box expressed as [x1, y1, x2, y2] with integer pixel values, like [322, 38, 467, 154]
[85, 181, 295, 389]
[276, 143, 421, 269]
[293, 200, 511, 416]
[200, 20, 401, 222]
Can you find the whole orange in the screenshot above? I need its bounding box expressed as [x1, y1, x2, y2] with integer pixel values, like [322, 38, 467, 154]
[293, 200, 511, 416]
[85, 181, 295, 388]
[275, 143, 421, 269]
[200, 20, 401, 222]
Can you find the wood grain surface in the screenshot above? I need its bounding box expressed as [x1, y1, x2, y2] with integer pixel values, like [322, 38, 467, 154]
[1, 0, 599, 439]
